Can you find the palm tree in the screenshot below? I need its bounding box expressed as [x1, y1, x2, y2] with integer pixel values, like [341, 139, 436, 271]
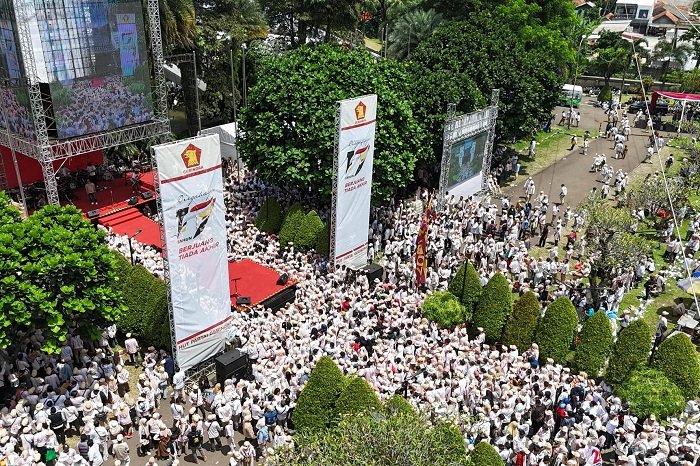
[652, 40, 693, 87]
[387, 9, 443, 60]
[620, 37, 648, 96]
[155, 0, 196, 52]
[680, 28, 700, 68]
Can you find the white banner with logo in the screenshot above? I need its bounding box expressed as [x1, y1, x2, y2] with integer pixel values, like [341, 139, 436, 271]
[153, 134, 231, 370]
[333, 94, 377, 269]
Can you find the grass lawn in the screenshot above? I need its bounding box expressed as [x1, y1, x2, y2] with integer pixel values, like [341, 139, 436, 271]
[511, 127, 587, 179]
[364, 37, 382, 52]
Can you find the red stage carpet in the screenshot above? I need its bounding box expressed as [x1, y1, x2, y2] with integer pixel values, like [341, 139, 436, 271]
[99, 208, 163, 249]
[228, 259, 297, 310]
[66, 171, 157, 219]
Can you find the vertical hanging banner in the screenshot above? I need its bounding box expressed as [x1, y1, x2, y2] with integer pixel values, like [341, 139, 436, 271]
[333, 94, 377, 269]
[153, 134, 231, 371]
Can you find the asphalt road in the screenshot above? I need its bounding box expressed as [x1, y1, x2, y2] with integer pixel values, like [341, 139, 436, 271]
[503, 98, 668, 209]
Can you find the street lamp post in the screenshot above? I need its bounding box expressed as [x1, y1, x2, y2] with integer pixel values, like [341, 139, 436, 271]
[192, 51, 201, 131]
[128, 229, 143, 265]
[230, 41, 237, 122]
[568, 34, 587, 130]
[241, 43, 248, 108]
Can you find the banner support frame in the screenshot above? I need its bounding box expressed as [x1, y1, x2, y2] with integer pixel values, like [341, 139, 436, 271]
[329, 101, 341, 272]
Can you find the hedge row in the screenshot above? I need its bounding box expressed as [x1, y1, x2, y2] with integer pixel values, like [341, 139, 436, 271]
[112, 251, 170, 349]
[422, 291, 468, 328]
[572, 311, 614, 377]
[502, 291, 541, 352]
[473, 273, 511, 341]
[534, 296, 578, 364]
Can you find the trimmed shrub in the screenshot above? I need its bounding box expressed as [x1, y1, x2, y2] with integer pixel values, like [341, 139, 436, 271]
[336, 376, 383, 417]
[448, 261, 481, 316]
[294, 210, 325, 252]
[429, 422, 467, 465]
[502, 291, 541, 352]
[292, 356, 347, 431]
[422, 291, 467, 328]
[315, 223, 330, 257]
[113, 251, 170, 349]
[652, 333, 700, 399]
[618, 369, 685, 419]
[469, 441, 504, 466]
[598, 83, 612, 103]
[534, 296, 578, 364]
[278, 203, 304, 249]
[605, 319, 652, 386]
[384, 395, 417, 418]
[254, 196, 283, 233]
[572, 311, 614, 377]
[473, 273, 512, 341]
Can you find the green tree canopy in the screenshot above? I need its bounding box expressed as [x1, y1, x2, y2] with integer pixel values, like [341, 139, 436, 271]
[411, 1, 573, 144]
[422, 290, 467, 328]
[238, 44, 429, 201]
[618, 369, 686, 420]
[336, 376, 383, 417]
[0, 204, 124, 353]
[271, 410, 467, 466]
[387, 9, 443, 60]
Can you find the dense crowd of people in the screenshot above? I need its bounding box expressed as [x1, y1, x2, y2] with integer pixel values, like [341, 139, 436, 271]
[56, 76, 154, 139]
[4, 108, 700, 466]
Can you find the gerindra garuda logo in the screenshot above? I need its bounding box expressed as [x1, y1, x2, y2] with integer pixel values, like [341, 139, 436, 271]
[180, 144, 202, 173]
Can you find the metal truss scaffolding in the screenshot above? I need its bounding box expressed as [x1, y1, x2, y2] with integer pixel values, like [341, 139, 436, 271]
[5, 0, 170, 205]
[437, 89, 500, 209]
[329, 102, 341, 271]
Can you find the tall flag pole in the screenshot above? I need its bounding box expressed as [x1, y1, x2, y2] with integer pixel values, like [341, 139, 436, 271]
[415, 193, 435, 288]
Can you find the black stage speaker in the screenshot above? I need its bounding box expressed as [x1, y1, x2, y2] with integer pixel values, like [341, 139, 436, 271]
[128, 196, 139, 205]
[362, 263, 384, 283]
[87, 209, 100, 219]
[214, 349, 248, 385]
[141, 191, 154, 200]
[236, 296, 251, 306]
[277, 273, 289, 285]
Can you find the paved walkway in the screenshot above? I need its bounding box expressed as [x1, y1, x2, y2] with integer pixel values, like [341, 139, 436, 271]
[503, 101, 662, 209]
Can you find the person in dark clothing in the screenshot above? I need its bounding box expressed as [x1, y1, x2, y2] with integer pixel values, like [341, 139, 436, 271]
[77, 434, 90, 461]
[49, 407, 65, 445]
[538, 224, 550, 248]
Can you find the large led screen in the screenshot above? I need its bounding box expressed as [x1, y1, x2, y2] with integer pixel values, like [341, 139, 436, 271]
[446, 131, 487, 198]
[36, 0, 154, 139]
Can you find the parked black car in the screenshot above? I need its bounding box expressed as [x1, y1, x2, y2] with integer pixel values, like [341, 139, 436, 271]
[627, 100, 669, 115]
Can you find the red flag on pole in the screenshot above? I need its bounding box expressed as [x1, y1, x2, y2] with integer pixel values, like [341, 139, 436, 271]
[415, 196, 435, 288]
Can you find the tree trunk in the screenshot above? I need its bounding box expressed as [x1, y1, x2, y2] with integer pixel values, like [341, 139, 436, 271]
[589, 267, 601, 309]
[180, 61, 198, 137]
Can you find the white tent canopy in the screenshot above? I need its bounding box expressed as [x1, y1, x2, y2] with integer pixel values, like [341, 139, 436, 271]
[164, 63, 207, 92]
[199, 123, 238, 161]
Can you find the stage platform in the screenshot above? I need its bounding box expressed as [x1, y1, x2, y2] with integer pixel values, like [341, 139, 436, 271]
[98, 208, 163, 249]
[228, 259, 297, 312]
[65, 171, 157, 220]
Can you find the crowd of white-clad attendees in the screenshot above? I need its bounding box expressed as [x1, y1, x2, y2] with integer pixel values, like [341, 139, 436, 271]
[5, 162, 700, 466]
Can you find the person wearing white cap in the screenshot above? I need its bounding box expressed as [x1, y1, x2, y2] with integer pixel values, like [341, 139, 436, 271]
[239, 441, 255, 466]
[112, 434, 130, 466]
[204, 414, 221, 451]
[123, 334, 140, 368]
